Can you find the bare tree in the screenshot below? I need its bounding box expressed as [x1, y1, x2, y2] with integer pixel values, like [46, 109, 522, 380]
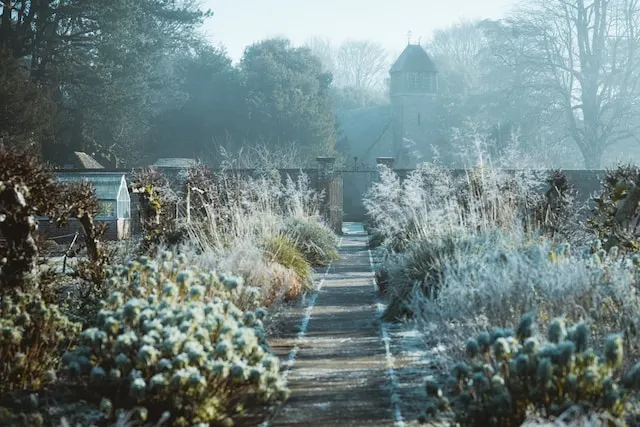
[335, 39, 389, 91]
[305, 37, 389, 91]
[304, 37, 390, 109]
[304, 36, 336, 73]
[513, 0, 640, 168]
[427, 19, 486, 91]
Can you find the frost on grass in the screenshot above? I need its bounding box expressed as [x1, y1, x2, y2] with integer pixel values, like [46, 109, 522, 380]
[180, 167, 336, 307]
[365, 138, 640, 424]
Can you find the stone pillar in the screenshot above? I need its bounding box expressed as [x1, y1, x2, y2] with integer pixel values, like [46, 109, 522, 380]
[317, 156, 336, 179]
[316, 157, 342, 234]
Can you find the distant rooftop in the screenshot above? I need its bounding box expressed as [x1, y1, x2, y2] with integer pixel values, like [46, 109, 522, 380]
[72, 151, 104, 169]
[390, 44, 437, 74]
[153, 158, 197, 168]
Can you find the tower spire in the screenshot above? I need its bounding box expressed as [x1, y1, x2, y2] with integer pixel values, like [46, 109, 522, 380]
[406, 30, 412, 45]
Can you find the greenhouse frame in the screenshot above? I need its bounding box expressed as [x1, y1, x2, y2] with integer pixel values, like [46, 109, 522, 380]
[35, 171, 133, 241]
[54, 172, 131, 220]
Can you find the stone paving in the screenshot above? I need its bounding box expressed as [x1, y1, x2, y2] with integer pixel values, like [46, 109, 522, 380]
[263, 223, 441, 427]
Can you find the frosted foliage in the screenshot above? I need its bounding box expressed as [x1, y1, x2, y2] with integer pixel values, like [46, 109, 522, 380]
[189, 170, 323, 256]
[412, 233, 640, 348]
[61, 253, 288, 426]
[364, 161, 544, 243]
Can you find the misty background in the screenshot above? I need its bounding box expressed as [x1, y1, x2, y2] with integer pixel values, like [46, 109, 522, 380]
[3, 0, 640, 170]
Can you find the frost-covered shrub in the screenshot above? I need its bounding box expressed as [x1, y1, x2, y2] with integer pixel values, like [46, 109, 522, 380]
[283, 217, 338, 267]
[0, 292, 81, 393]
[364, 162, 544, 252]
[412, 232, 640, 364]
[256, 262, 302, 306]
[363, 164, 424, 249]
[192, 241, 300, 308]
[422, 313, 640, 426]
[106, 252, 263, 313]
[60, 271, 288, 426]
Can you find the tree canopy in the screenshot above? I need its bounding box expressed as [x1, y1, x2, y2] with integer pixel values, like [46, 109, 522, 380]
[1, 3, 337, 167]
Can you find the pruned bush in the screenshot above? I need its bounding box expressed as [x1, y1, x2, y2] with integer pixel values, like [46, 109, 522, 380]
[130, 167, 184, 253]
[283, 217, 338, 267]
[532, 170, 579, 239]
[422, 313, 640, 426]
[588, 164, 640, 253]
[262, 234, 313, 299]
[0, 291, 81, 394]
[0, 147, 60, 290]
[0, 147, 111, 299]
[60, 254, 289, 426]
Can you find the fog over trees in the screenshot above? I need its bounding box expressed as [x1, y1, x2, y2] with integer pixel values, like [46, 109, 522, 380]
[3, 0, 640, 168]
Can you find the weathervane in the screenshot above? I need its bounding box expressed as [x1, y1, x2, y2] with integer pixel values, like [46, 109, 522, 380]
[407, 30, 412, 45]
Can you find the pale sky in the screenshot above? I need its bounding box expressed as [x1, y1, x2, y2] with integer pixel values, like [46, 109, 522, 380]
[201, 0, 520, 62]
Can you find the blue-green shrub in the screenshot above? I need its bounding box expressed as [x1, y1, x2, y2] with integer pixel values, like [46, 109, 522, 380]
[60, 254, 289, 426]
[422, 313, 640, 426]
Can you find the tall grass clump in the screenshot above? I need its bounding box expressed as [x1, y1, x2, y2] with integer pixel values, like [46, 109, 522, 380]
[364, 144, 548, 320]
[184, 166, 336, 307]
[283, 217, 339, 267]
[262, 234, 313, 300]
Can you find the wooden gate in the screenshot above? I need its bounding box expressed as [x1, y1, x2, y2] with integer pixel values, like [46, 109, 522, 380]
[327, 172, 343, 233]
[317, 166, 343, 234]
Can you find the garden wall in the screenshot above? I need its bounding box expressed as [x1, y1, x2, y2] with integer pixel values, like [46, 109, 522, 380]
[342, 168, 607, 222]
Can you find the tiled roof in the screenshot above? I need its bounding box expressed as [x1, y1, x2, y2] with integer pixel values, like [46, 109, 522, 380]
[390, 44, 437, 73]
[73, 152, 104, 169]
[153, 158, 198, 168]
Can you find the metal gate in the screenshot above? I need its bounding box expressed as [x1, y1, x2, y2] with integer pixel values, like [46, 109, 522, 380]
[340, 170, 378, 222]
[316, 158, 383, 233]
[318, 169, 379, 233]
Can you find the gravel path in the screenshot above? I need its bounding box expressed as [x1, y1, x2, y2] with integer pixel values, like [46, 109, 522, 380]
[264, 223, 443, 427]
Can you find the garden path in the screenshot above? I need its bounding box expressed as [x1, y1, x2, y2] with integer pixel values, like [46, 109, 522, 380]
[263, 223, 442, 427]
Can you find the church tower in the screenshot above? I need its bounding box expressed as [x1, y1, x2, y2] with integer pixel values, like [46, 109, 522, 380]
[389, 43, 438, 166]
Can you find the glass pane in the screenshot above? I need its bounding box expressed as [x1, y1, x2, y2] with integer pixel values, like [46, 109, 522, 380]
[117, 200, 131, 219]
[98, 201, 115, 217]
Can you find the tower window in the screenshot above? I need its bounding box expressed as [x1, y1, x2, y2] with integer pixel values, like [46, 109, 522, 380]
[417, 113, 421, 125]
[407, 72, 417, 90]
[420, 73, 428, 89]
[429, 75, 437, 92]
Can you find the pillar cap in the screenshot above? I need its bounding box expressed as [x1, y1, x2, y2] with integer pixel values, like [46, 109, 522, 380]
[376, 157, 395, 167]
[316, 156, 336, 164]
